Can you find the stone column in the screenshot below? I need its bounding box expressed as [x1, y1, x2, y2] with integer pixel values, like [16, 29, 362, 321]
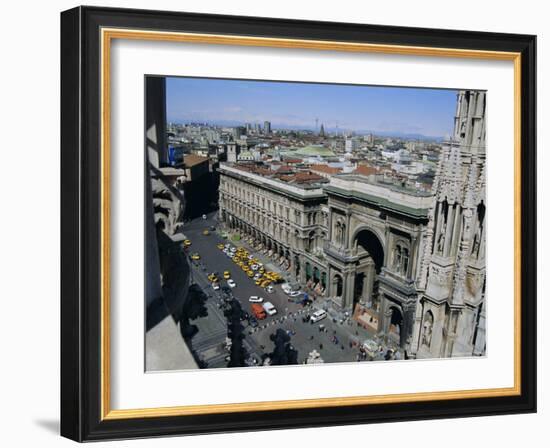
[344, 212, 351, 250]
[342, 271, 355, 310]
[401, 303, 416, 349]
[409, 236, 418, 279]
[380, 301, 392, 339]
[409, 299, 425, 357]
[362, 259, 376, 307]
[383, 224, 391, 266]
[443, 204, 455, 257]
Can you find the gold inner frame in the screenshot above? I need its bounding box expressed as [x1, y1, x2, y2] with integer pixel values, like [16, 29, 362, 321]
[100, 27, 522, 420]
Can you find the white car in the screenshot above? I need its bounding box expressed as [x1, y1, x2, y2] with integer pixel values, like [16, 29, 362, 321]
[248, 255, 255, 260]
[227, 279, 237, 288]
[250, 264, 258, 271]
[265, 285, 274, 293]
[254, 273, 262, 280]
[248, 296, 264, 303]
[281, 283, 292, 294]
[310, 309, 327, 323]
[262, 302, 277, 316]
[212, 283, 220, 291]
[289, 290, 302, 298]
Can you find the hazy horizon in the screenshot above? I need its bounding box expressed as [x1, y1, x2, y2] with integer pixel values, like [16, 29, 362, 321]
[166, 77, 459, 139]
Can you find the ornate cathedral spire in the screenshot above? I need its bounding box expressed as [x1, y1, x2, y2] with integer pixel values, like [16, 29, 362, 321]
[412, 90, 487, 358]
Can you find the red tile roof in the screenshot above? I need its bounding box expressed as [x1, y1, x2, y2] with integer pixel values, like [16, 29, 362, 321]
[353, 164, 378, 176]
[184, 154, 209, 167]
[310, 164, 342, 175]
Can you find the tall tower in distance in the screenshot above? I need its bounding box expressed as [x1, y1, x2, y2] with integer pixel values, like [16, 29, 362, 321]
[319, 123, 325, 137]
[411, 90, 487, 359]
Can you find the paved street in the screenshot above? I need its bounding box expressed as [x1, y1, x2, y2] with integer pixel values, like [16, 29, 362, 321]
[180, 212, 387, 367]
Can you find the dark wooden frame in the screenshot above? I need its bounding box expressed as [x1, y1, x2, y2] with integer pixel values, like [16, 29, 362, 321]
[61, 5, 537, 442]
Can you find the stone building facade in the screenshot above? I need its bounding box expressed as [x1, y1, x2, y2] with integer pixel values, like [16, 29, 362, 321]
[217, 90, 486, 358]
[218, 164, 434, 349]
[218, 164, 330, 293]
[411, 90, 487, 358]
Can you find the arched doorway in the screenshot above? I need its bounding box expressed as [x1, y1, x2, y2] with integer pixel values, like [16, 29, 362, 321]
[332, 274, 343, 298]
[321, 271, 327, 292]
[313, 267, 320, 283]
[354, 229, 384, 271]
[305, 262, 312, 281]
[294, 255, 301, 279]
[353, 229, 384, 309]
[388, 306, 403, 344]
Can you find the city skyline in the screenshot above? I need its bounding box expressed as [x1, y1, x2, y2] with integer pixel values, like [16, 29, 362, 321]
[166, 77, 459, 139]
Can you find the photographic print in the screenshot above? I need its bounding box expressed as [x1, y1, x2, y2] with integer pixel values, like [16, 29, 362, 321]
[61, 8, 536, 439]
[145, 76, 487, 371]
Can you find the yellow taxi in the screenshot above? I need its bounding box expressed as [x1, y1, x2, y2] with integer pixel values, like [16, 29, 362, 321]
[202, 229, 210, 236]
[246, 271, 254, 278]
[183, 239, 191, 247]
[223, 271, 231, 279]
[217, 243, 224, 250]
[190, 253, 200, 260]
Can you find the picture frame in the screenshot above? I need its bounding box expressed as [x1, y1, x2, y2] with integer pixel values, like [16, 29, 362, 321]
[60, 5, 537, 441]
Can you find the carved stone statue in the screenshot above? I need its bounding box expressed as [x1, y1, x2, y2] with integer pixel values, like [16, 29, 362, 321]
[437, 222, 446, 253]
[422, 318, 433, 347]
[471, 224, 482, 257]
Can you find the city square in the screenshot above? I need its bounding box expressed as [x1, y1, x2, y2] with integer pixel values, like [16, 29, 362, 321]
[144, 77, 487, 370]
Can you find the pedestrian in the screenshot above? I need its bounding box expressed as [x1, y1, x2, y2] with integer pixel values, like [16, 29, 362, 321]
[319, 343, 323, 350]
[341, 345, 345, 350]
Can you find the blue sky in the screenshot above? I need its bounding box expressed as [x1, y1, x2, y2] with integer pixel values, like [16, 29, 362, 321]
[166, 77, 458, 138]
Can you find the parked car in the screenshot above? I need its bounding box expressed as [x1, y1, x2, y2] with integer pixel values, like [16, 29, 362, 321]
[248, 316, 259, 328]
[190, 253, 200, 260]
[223, 270, 231, 279]
[265, 285, 274, 293]
[250, 303, 267, 320]
[212, 283, 220, 291]
[310, 309, 327, 323]
[249, 296, 264, 303]
[289, 290, 302, 298]
[262, 302, 277, 316]
[227, 279, 237, 288]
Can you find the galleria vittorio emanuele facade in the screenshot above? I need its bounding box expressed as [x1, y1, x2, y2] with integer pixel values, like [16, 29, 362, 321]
[218, 90, 486, 359]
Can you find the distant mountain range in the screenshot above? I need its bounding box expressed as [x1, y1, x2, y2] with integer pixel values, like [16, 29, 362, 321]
[170, 119, 446, 142]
